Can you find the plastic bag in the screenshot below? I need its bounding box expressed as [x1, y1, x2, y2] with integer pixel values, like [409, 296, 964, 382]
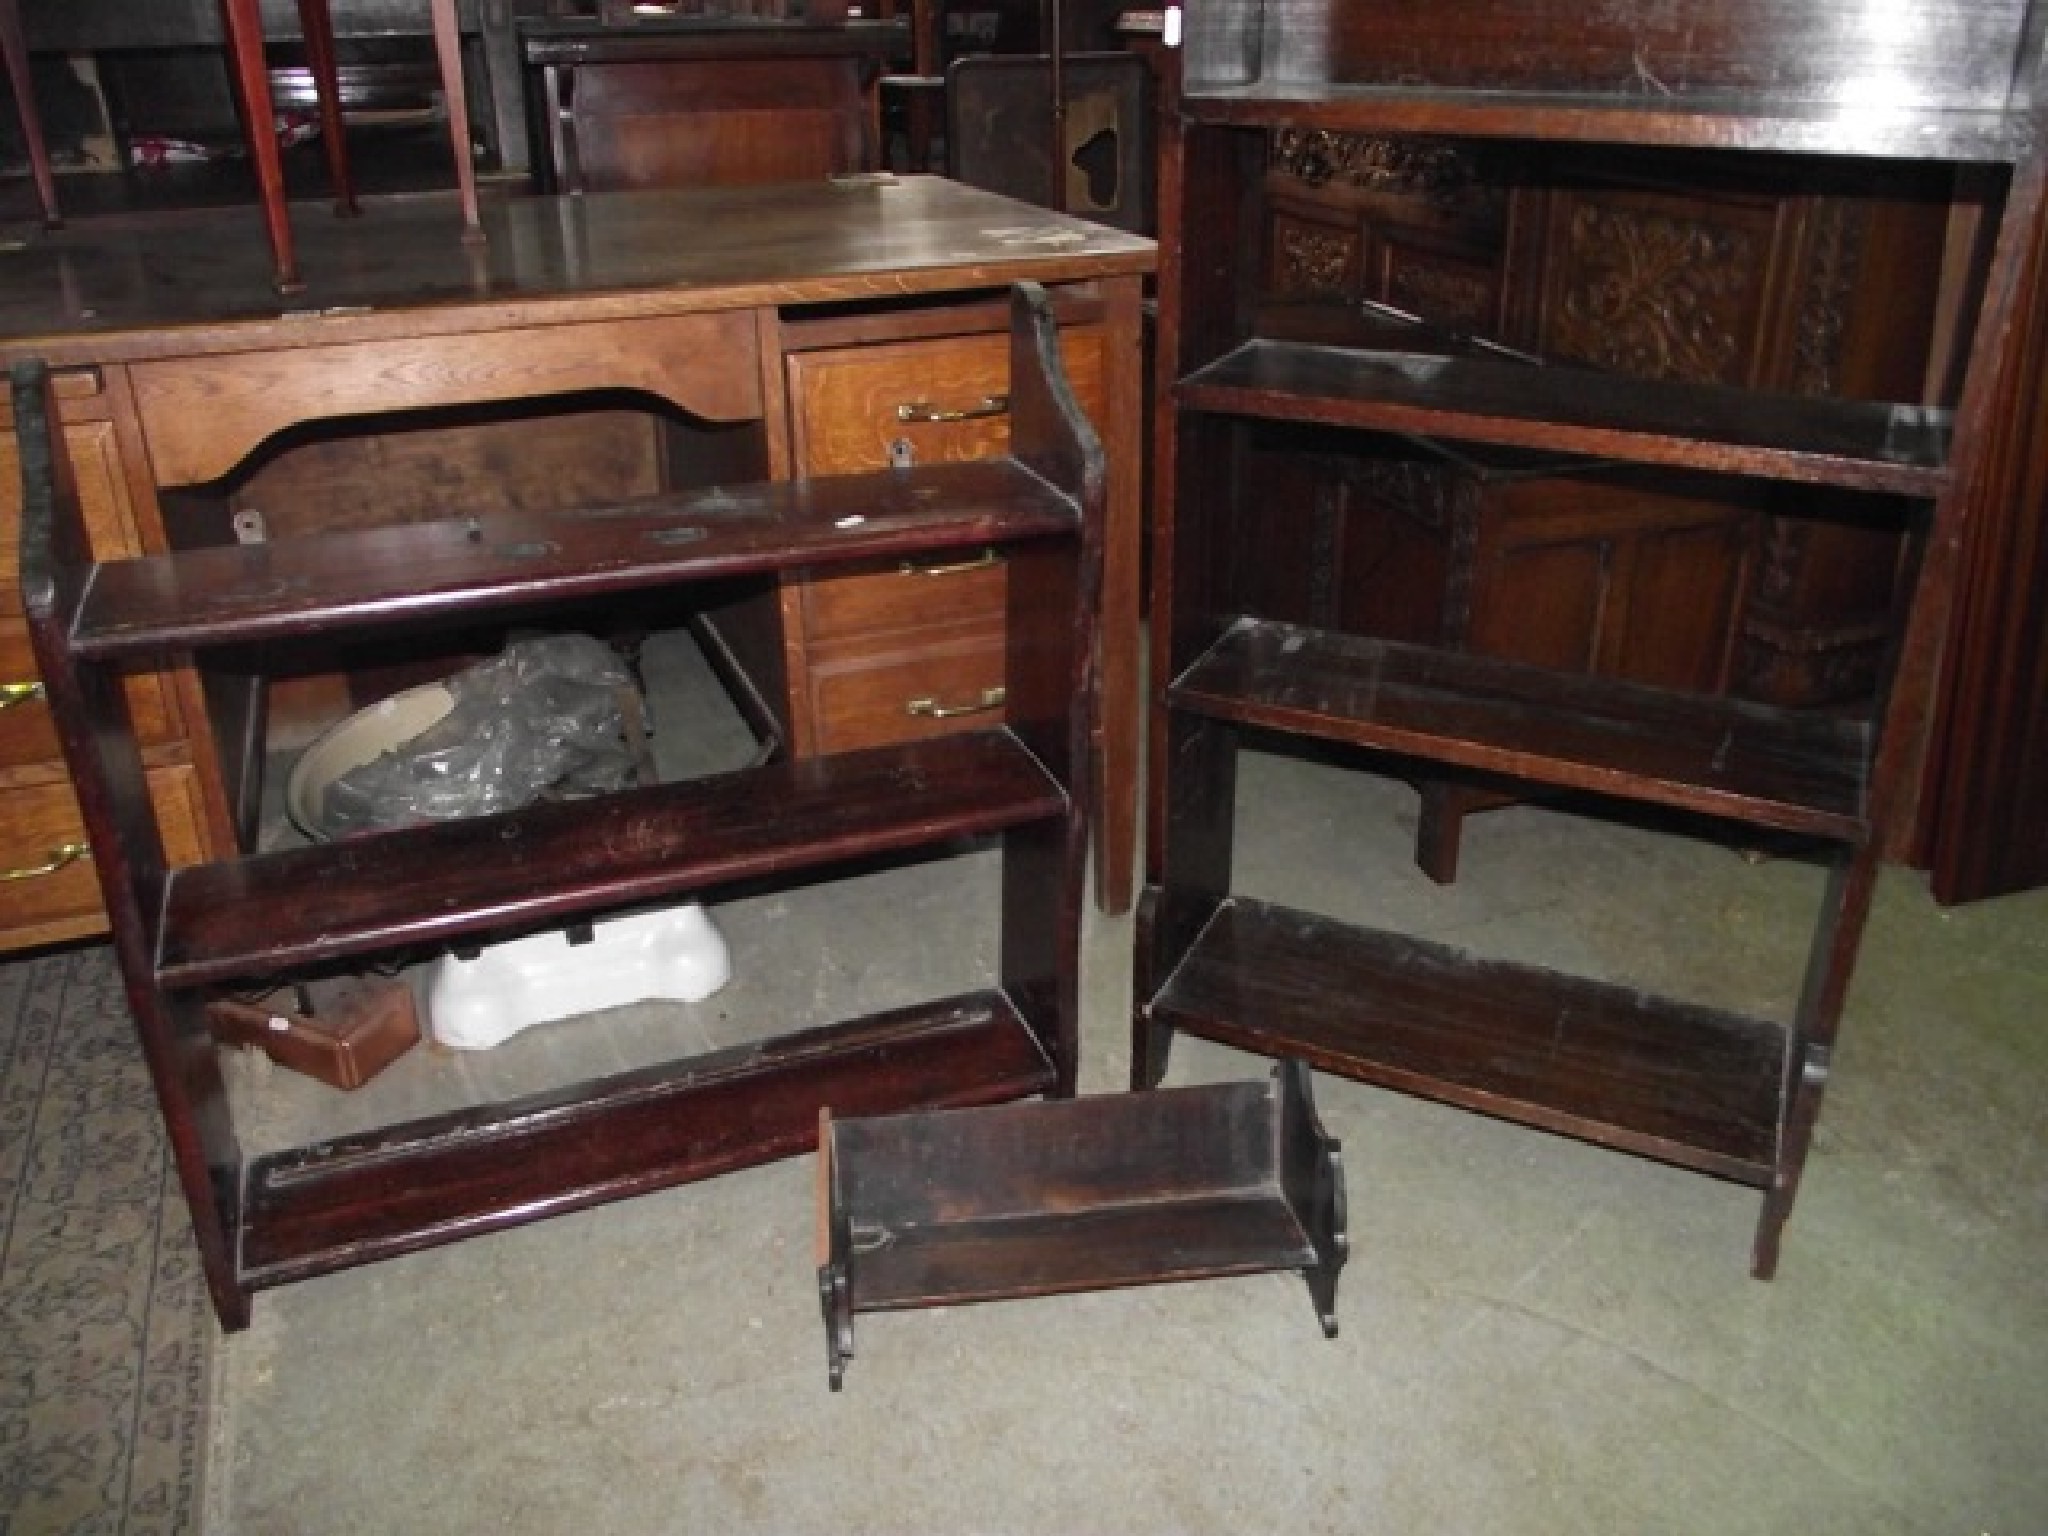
[315, 634, 642, 837]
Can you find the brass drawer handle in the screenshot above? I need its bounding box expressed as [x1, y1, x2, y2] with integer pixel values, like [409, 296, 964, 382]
[906, 686, 1006, 719]
[2, 842, 91, 882]
[895, 394, 1009, 425]
[0, 680, 46, 711]
[898, 549, 998, 578]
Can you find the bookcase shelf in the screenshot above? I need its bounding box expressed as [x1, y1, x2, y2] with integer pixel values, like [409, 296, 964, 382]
[18, 283, 1105, 1329]
[1139, 0, 2048, 1277]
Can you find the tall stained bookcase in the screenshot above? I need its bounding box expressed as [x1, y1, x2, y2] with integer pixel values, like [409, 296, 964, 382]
[1134, 0, 2048, 1274]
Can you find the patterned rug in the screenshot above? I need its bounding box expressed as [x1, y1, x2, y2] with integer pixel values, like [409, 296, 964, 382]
[0, 943, 212, 1534]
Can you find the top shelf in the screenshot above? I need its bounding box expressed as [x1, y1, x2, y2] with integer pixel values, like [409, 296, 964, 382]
[1179, 87, 2035, 164]
[1177, 338, 1952, 497]
[1177, 0, 2041, 164]
[62, 458, 1079, 660]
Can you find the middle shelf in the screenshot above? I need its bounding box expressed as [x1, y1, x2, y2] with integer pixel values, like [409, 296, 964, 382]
[157, 728, 1066, 989]
[1177, 337, 1953, 497]
[1169, 617, 1874, 842]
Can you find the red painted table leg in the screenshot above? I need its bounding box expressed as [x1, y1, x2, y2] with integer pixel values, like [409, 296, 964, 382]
[218, 0, 301, 290]
[430, 0, 483, 242]
[0, 0, 60, 228]
[296, 0, 359, 216]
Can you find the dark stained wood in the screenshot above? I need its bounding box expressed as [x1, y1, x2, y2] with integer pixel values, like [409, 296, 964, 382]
[73, 459, 1080, 657]
[16, 281, 1105, 1328]
[1170, 617, 1873, 841]
[1152, 898, 1784, 1184]
[0, 178, 1153, 368]
[243, 992, 1056, 1287]
[1256, 143, 1953, 724]
[1179, 89, 2031, 164]
[1140, 0, 2047, 1274]
[14, 362, 249, 1327]
[818, 1060, 1345, 1387]
[1178, 0, 2035, 160]
[1929, 155, 2048, 900]
[160, 730, 1065, 988]
[1179, 338, 1953, 496]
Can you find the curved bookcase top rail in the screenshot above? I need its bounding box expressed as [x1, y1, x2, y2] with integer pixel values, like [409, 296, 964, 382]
[1179, 89, 2035, 164]
[1180, 0, 2041, 164]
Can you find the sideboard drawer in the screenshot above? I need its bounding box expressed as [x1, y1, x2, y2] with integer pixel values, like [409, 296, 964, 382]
[800, 549, 1007, 644]
[0, 416, 142, 619]
[0, 624, 180, 770]
[772, 326, 1108, 756]
[0, 767, 210, 951]
[805, 632, 1010, 755]
[789, 329, 1108, 476]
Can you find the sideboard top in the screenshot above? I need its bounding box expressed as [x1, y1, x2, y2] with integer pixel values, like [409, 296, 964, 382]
[0, 176, 1157, 367]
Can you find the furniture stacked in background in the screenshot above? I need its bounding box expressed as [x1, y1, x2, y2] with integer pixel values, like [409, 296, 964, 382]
[9, 178, 1149, 1329]
[1136, 0, 2048, 1273]
[519, 12, 905, 192]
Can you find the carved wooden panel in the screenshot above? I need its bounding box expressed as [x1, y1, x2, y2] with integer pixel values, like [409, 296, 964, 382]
[1521, 187, 1777, 384]
[1265, 132, 1509, 329]
[1253, 134, 1952, 712]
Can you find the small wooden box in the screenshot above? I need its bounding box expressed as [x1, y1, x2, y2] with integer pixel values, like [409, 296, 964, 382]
[206, 979, 420, 1091]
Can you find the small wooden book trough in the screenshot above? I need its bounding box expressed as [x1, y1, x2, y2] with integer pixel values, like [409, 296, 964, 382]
[815, 1060, 1347, 1388]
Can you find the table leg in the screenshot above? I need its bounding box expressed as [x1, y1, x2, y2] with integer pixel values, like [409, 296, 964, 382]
[430, 0, 483, 242]
[218, 0, 301, 291]
[0, 0, 60, 227]
[296, 0, 358, 216]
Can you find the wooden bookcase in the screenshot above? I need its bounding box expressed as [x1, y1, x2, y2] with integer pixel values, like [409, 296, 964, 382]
[18, 285, 1102, 1330]
[1135, 0, 2048, 1275]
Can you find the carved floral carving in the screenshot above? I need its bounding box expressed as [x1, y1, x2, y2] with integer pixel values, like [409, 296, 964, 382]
[1789, 200, 1865, 397]
[1388, 260, 1496, 333]
[1549, 201, 1760, 382]
[1275, 221, 1356, 297]
[1271, 130, 1481, 201]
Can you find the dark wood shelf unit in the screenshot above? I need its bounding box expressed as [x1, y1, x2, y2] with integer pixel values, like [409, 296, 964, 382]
[1149, 898, 1784, 1185]
[817, 1059, 1347, 1388]
[1169, 619, 1873, 842]
[1140, 0, 2048, 1277]
[17, 283, 1106, 1329]
[1178, 338, 1953, 497]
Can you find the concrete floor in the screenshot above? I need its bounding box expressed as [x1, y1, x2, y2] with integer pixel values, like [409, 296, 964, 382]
[204, 736, 2048, 1534]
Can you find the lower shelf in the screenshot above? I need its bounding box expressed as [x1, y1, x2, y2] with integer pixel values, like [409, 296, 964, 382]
[239, 989, 1056, 1291]
[817, 1059, 1347, 1389]
[1144, 894, 1786, 1186]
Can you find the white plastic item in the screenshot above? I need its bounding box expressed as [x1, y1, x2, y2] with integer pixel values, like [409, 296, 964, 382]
[422, 903, 731, 1051]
